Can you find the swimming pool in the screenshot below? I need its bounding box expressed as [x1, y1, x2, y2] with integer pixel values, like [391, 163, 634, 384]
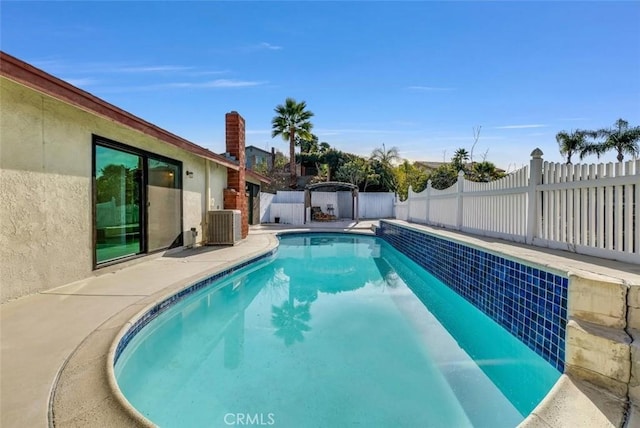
[114, 233, 560, 427]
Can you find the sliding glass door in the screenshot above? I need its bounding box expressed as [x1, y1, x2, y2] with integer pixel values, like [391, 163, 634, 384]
[94, 145, 143, 264]
[94, 137, 183, 266]
[147, 158, 182, 251]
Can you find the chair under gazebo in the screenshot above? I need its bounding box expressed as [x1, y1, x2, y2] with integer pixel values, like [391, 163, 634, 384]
[304, 181, 359, 223]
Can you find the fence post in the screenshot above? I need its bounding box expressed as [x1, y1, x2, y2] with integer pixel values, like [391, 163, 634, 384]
[407, 185, 413, 221]
[425, 179, 431, 224]
[527, 148, 544, 244]
[456, 170, 464, 230]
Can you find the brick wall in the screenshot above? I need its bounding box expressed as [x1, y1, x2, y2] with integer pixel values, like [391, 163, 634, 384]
[223, 111, 249, 238]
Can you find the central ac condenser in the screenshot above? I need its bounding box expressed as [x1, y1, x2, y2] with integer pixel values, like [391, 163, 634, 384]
[206, 210, 241, 245]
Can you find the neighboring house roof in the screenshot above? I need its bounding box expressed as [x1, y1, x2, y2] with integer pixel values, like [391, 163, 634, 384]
[414, 161, 448, 170]
[218, 150, 270, 184]
[245, 145, 272, 156]
[0, 51, 239, 171]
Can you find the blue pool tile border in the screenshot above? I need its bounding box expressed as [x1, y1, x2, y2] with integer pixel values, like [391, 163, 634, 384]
[376, 221, 568, 372]
[113, 249, 277, 365]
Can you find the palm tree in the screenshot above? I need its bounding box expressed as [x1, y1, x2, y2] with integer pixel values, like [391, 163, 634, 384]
[471, 161, 503, 182]
[556, 130, 593, 164]
[370, 144, 400, 191]
[271, 300, 311, 346]
[271, 98, 314, 187]
[581, 119, 640, 162]
[451, 148, 470, 172]
[370, 143, 400, 165]
[297, 133, 318, 156]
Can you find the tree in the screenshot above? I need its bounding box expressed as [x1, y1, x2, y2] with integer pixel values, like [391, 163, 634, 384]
[271, 98, 314, 188]
[96, 164, 138, 205]
[323, 148, 348, 182]
[297, 133, 319, 155]
[581, 118, 640, 162]
[297, 134, 331, 176]
[555, 130, 593, 164]
[428, 164, 458, 190]
[335, 157, 379, 191]
[469, 161, 504, 182]
[394, 160, 428, 201]
[254, 150, 289, 192]
[470, 125, 481, 163]
[271, 300, 311, 346]
[370, 144, 400, 192]
[335, 159, 366, 186]
[370, 143, 400, 166]
[451, 148, 470, 172]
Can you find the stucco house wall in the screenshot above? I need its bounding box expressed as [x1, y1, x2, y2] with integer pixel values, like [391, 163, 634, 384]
[0, 77, 228, 302]
[207, 161, 228, 212]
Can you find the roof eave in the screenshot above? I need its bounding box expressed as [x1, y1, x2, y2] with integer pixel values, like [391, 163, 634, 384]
[246, 169, 272, 185]
[0, 51, 239, 171]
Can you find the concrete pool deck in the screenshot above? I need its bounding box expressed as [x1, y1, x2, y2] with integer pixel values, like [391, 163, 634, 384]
[1, 219, 638, 427]
[0, 221, 374, 428]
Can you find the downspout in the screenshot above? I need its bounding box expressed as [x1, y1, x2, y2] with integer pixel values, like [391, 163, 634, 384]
[204, 158, 211, 243]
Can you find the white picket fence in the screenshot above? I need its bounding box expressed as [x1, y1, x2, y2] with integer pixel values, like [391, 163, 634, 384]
[396, 149, 640, 264]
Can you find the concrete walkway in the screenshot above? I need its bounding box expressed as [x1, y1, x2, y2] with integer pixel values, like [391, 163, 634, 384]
[0, 221, 376, 428]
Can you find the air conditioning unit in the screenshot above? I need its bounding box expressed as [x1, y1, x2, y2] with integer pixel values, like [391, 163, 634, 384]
[207, 210, 241, 245]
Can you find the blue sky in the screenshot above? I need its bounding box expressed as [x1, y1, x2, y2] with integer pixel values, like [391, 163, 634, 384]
[2, 1, 639, 170]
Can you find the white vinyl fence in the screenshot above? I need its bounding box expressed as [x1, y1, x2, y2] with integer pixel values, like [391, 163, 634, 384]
[396, 149, 639, 264]
[260, 190, 395, 225]
[260, 192, 275, 223]
[359, 192, 395, 219]
[274, 190, 305, 203]
[266, 191, 305, 224]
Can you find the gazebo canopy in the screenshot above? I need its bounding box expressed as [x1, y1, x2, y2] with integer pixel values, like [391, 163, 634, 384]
[304, 181, 359, 223]
[305, 181, 358, 192]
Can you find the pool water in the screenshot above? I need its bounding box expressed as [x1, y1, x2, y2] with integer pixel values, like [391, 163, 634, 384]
[115, 233, 560, 427]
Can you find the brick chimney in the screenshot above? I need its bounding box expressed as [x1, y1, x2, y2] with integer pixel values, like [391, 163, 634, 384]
[223, 111, 248, 238]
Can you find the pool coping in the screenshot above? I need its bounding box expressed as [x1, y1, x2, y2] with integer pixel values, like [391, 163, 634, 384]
[46, 221, 640, 427]
[106, 245, 285, 426]
[378, 220, 640, 427]
[48, 233, 283, 427]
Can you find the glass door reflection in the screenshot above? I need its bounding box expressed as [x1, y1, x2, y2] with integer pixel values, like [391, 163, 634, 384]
[95, 145, 142, 263]
[147, 158, 182, 252]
